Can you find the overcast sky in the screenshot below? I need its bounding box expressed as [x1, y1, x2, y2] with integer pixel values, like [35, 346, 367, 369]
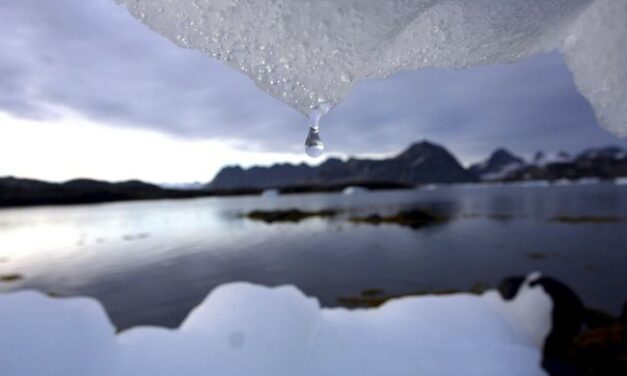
[1, 0, 625, 183]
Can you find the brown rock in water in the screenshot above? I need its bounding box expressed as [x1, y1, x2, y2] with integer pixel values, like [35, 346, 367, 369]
[0, 274, 23, 282]
[573, 323, 627, 376]
[350, 209, 444, 229]
[246, 209, 337, 223]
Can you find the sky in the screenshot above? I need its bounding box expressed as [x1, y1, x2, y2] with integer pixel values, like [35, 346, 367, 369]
[1, 0, 625, 184]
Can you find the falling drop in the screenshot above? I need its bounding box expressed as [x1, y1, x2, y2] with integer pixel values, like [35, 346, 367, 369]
[305, 126, 324, 158]
[304, 103, 331, 158]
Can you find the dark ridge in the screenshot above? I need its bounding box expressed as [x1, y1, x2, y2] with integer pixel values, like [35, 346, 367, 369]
[209, 140, 478, 190]
[0, 176, 215, 208]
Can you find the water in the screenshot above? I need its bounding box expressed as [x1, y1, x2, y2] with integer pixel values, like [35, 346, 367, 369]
[304, 104, 330, 157]
[1, 183, 626, 330]
[304, 127, 324, 157]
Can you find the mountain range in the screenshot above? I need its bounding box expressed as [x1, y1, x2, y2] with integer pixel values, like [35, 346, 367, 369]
[209, 141, 627, 190]
[2, 141, 626, 208]
[0, 178, 216, 208]
[469, 147, 627, 182]
[210, 141, 477, 190]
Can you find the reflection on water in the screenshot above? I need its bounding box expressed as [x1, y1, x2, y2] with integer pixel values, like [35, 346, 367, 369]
[1, 183, 626, 329]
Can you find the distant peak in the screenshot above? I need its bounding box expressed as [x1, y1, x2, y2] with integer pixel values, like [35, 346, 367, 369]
[492, 148, 513, 157]
[398, 140, 443, 157]
[410, 140, 438, 148]
[489, 148, 524, 164]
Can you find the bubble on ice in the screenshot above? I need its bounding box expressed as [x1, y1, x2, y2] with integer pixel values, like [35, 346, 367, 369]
[114, 0, 627, 136]
[1, 274, 552, 375]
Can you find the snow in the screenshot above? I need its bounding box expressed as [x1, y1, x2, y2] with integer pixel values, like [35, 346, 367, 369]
[159, 182, 206, 190]
[342, 186, 368, 195]
[575, 177, 601, 185]
[512, 180, 551, 188]
[481, 162, 524, 181]
[615, 177, 627, 186]
[532, 151, 573, 167]
[114, 0, 627, 136]
[0, 274, 552, 376]
[261, 188, 280, 197]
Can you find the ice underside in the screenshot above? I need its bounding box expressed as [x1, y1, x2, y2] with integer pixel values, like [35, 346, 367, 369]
[115, 0, 627, 136]
[0, 275, 551, 375]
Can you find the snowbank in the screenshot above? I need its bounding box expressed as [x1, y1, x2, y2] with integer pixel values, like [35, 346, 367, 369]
[115, 0, 627, 136]
[0, 275, 552, 376]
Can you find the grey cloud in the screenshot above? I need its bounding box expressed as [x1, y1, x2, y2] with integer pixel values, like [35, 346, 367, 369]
[0, 0, 301, 144]
[0, 0, 625, 164]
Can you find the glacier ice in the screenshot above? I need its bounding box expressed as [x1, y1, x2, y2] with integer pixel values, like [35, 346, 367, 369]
[0, 275, 552, 376]
[114, 0, 627, 136]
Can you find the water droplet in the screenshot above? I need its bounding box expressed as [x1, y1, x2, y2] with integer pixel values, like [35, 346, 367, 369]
[305, 127, 324, 158]
[304, 103, 332, 158]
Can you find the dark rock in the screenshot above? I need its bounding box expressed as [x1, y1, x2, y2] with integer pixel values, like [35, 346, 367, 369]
[245, 209, 337, 223]
[552, 216, 625, 224]
[498, 275, 587, 375]
[0, 273, 23, 282]
[574, 302, 627, 375]
[532, 278, 585, 350]
[497, 276, 526, 300]
[349, 209, 444, 229]
[573, 323, 627, 376]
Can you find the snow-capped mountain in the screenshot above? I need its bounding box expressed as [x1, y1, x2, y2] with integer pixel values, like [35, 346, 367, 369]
[532, 151, 572, 166]
[469, 149, 525, 181]
[506, 147, 627, 181]
[471, 146, 627, 182]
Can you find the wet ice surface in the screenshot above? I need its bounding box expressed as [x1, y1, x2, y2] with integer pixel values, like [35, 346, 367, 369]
[0, 183, 626, 330]
[115, 0, 627, 136]
[0, 275, 551, 376]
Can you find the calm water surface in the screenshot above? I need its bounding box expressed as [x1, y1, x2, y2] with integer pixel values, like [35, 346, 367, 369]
[1, 183, 626, 329]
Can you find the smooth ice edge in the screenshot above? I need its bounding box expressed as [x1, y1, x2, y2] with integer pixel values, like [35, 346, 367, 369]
[0, 275, 551, 376]
[114, 0, 626, 136]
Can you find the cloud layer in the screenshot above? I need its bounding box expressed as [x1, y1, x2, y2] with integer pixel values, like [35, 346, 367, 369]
[0, 0, 624, 166]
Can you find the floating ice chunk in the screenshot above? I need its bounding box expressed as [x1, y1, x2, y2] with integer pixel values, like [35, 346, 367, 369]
[342, 186, 368, 195]
[615, 177, 627, 185]
[261, 188, 280, 197]
[0, 276, 552, 376]
[114, 0, 626, 136]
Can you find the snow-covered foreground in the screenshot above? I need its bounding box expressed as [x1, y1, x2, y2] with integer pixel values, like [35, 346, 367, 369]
[1, 274, 552, 376]
[116, 0, 627, 136]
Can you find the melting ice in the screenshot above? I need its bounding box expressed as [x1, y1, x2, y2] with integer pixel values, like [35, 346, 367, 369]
[0, 274, 552, 376]
[304, 103, 331, 157]
[115, 0, 627, 143]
